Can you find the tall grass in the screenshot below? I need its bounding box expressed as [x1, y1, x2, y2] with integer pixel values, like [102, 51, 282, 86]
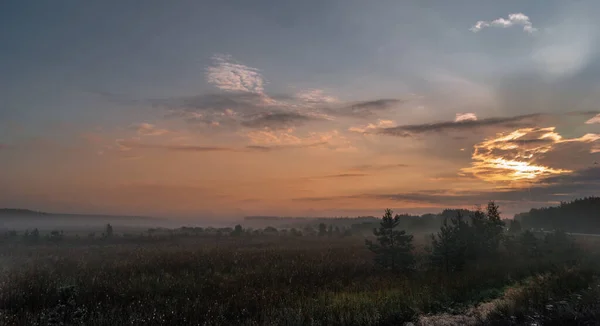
[0, 233, 598, 325]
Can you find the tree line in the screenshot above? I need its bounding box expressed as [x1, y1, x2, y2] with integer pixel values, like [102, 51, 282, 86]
[515, 197, 600, 234]
[366, 201, 580, 273]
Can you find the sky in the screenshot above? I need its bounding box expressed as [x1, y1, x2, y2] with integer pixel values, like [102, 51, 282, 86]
[1, 0, 600, 218]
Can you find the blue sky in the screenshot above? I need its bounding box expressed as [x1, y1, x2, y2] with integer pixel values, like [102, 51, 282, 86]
[1, 1, 600, 217]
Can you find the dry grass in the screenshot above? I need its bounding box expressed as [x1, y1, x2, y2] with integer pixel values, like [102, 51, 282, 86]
[0, 232, 598, 325]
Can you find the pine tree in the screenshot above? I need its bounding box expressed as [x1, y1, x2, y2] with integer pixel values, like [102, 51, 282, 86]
[468, 202, 506, 259]
[231, 224, 243, 236]
[105, 223, 114, 238]
[469, 208, 487, 259]
[430, 212, 471, 272]
[519, 230, 541, 258]
[318, 223, 327, 237]
[508, 219, 522, 233]
[485, 201, 505, 251]
[365, 209, 415, 272]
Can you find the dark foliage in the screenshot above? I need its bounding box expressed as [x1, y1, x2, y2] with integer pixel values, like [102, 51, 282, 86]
[2, 201, 600, 325]
[508, 219, 522, 234]
[430, 202, 505, 272]
[365, 209, 415, 272]
[516, 197, 600, 233]
[430, 211, 471, 272]
[231, 224, 243, 236]
[105, 224, 113, 238]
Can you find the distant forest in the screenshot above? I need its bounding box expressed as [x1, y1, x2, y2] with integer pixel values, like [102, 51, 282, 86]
[246, 198, 600, 235]
[515, 197, 600, 234]
[245, 209, 476, 233]
[0, 208, 48, 215]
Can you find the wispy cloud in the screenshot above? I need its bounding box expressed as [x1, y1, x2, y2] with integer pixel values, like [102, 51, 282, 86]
[349, 163, 409, 172]
[244, 142, 327, 152]
[155, 93, 317, 130]
[111, 53, 408, 135]
[158, 95, 402, 128]
[296, 89, 339, 105]
[206, 54, 265, 93]
[327, 99, 403, 118]
[115, 138, 138, 152]
[132, 123, 170, 136]
[348, 119, 395, 133]
[586, 114, 600, 124]
[246, 129, 303, 145]
[113, 139, 327, 154]
[154, 93, 272, 114]
[455, 113, 477, 122]
[246, 129, 354, 152]
[470, 13, 537, 34]
[241, 112, 323, 130]
[378, 113, 542, 137]
[313, 173, 369, 179]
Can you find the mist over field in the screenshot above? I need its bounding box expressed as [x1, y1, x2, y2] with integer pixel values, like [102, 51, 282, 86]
[3, 0, 600, 324]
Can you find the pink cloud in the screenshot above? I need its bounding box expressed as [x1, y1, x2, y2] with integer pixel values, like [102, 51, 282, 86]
[455, 113, 478, 122]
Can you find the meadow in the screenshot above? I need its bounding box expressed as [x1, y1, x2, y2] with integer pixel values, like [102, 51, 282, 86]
[1, 223, 600, 326]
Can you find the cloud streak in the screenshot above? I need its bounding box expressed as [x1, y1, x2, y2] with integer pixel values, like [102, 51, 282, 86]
[114, 139, 328, 154]
[246, 129, 355, 152]
[295, 167, 600, 208]
[314, 173, 369, 179]
[349, 163, 409, 172]
[378, 113, 542, 137]
[326, 99, 404, 118]
[348, 119, 395, 133]
[244, 141, 328, 152]
[133, 123, 170, 136]
[296, 89, 339, 105]
[241, 112, 323, 130]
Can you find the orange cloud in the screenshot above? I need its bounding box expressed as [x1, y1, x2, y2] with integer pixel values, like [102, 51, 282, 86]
[246, 129, 355, 151]
[133, 123, 170, 136]
[462, 127, 600, 183]
[348, 119, 395, 133]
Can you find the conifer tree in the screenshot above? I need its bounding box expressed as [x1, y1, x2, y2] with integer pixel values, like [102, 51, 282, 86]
[105, 223, 114, 238]
[318, 223, 327, 237]
[485, 201, 505, 251]
[430, 212, 471, 272]
[366, 209, 415, 272]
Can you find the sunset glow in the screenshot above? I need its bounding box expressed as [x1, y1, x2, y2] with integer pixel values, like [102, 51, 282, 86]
[1, 2, 600, 218]
[461, 127, 592, 183]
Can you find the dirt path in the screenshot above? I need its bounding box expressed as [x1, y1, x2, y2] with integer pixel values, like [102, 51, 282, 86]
[406, 286, 523, 326]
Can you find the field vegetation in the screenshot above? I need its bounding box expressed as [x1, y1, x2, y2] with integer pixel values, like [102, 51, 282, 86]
[1, 200, 600, 325]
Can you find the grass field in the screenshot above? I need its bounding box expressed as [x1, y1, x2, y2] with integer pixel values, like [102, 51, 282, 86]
[1, 229, 599, 325]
